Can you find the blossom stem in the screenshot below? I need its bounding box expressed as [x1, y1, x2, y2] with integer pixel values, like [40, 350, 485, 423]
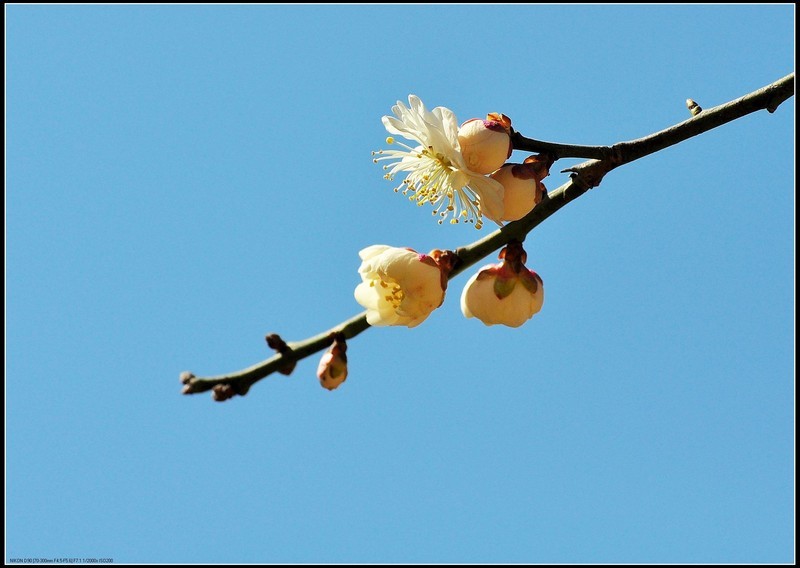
[181, 72, 794, 399]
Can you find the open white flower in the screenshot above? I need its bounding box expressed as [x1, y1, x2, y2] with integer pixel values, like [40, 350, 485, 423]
[460, 241, 544, 328]
[354, 245, 447, 328]
[372, 95, 505, 229]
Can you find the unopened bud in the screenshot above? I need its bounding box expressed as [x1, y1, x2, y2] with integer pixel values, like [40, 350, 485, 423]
[458, 114, 513, 174]
[266, 333, 296, 375]
[212, 384, 237, 402]
[490, 156, 549, 222]
[686, 98, 702, 116]
[461, 240, 544, 328]
[318, 334, 348, 391]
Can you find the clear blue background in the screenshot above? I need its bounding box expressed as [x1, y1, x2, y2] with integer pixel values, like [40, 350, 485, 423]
[7, 5, 794, 563]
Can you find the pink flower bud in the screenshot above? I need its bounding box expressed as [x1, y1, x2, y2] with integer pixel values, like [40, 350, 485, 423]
[317, 334, 348, 391]
[457, 113, 513, 175]
[489, 154, 551, 221]
[489, 165, 540, 222]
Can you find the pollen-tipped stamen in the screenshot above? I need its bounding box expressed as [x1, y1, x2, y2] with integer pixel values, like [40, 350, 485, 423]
[373, 133, 487, 228]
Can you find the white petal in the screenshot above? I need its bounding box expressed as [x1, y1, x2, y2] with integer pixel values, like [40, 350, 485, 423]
[376, 302, 404, 325]
[468, 174, 506, 223]
[461, 274, 499, 325]
[433, 106, 461, 148]
[408, 94, 425, 116]
[359, 244, 391, 261]
[450, 169, 469, 191]
[365, 309, 389, 327]
[404, 315, 427, 328]
[371, 247, 417, 275]
[493, 285, 539, 327]
[382, 116, 417, 141]
[460, 272, 481, 318]
[354, 282, 380, 310]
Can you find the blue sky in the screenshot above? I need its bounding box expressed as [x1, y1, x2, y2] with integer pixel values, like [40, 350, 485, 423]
[6, 5, 794, 563]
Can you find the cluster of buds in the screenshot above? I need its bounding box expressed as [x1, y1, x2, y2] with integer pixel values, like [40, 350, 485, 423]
[457, 114, 551, 223]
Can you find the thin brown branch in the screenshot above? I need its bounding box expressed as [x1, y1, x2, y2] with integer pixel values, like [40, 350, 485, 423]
[510, 131, 611, 160]
[561, 73, 794, 188]
[181, 73, 794, 400]
[182, 312, 369, 395]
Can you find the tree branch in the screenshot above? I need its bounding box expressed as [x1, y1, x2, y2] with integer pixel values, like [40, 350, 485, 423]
[562, 73, 795, 188]
[182, 312, 370, 395]
[181, 72, 794, 400]
[509, 131, 611, 160]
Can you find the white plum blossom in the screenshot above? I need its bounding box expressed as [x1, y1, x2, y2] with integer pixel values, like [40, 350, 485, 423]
[460, 241, 544, 328]
[372, 95, 506, 229]
[354, 245, 448, 328]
